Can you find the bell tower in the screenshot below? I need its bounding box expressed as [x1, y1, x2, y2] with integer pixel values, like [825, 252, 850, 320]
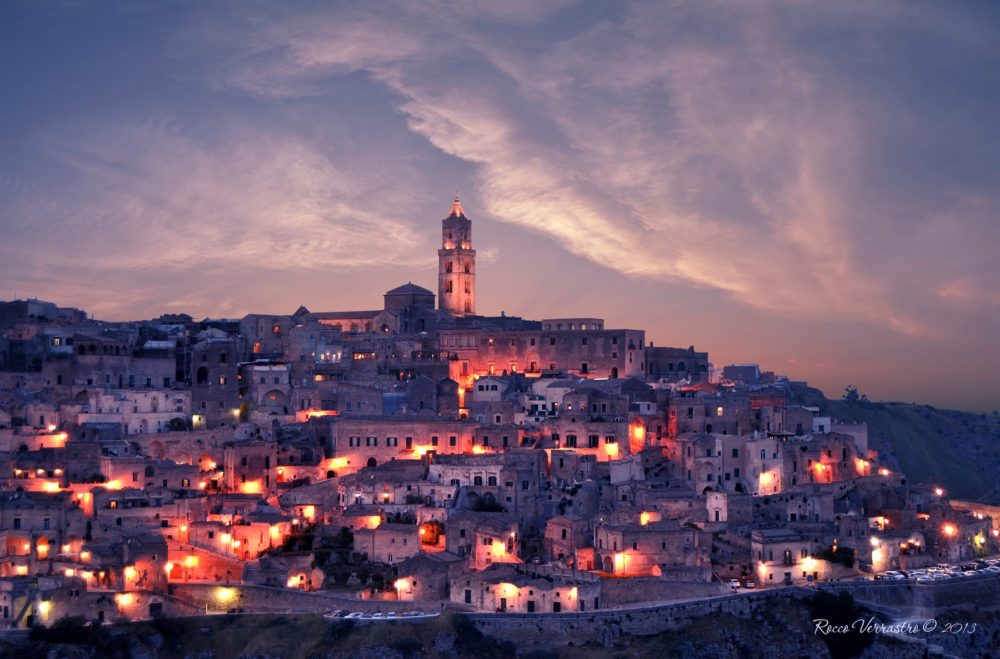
[438, 194, 476, 316]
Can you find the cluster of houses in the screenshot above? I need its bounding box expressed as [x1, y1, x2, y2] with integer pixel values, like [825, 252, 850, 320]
[0, 198, 995, 626]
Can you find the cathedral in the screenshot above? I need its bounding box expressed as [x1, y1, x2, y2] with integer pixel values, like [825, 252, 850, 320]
[234, 194, 708, 431]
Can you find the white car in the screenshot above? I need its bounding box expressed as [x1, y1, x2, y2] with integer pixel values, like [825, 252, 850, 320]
[345, 612, 364, 619]
[371, 613, 384, 619]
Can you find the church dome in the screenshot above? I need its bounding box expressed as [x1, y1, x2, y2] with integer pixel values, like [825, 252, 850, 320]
[385, 283, 434, 297]
[384, 282, 435, 312]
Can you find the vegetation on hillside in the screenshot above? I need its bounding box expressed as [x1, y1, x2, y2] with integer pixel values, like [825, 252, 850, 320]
[821, 398, 998, 501]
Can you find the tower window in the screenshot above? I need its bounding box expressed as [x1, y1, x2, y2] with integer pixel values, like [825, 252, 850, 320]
[446, 262, 453, 273]
[446, 281, 453, 293]
[464, 264, 470, 273]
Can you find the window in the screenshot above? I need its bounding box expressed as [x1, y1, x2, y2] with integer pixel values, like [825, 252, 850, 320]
[446, 261, 453, 273]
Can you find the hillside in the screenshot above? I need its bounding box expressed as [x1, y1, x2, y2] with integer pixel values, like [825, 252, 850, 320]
[820, 399, 1000, 502]
[3, 593, 970, 659]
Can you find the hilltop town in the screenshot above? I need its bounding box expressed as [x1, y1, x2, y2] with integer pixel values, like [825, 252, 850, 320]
[0, 196, 997, 631]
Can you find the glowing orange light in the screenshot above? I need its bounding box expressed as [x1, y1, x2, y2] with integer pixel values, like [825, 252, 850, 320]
[305, 409, 338, 419]
[43, 481, 59, 493]
[303, 505, 315, 519]
[329, 458, 347, 469]
[220, 533, 232, 545]
[604, 442, 619, 457]
[241, 481, 261, 494]
[394, 579, 407, 590]
[942, 524, 957, 537]
[472, 444, 487, 455]
[104, 480, 123, 490]
[124, 566, 137, 580]
[613, 553, 625, 573]
[15, 565, 28, 575]
[639, 512, 651, 526]
[80, 551, 90, 561]
[164, 562, 174, 574]
[115, 593, 132, 606]
[413, 446, 431, 457]
[64, 568, 75, 577]
[934, 487, 944, 496]
[270, 525, 280, 538]
[184, 555, 198, 568]
[180, 524, 188, 533]
[878, 468, 890, 477]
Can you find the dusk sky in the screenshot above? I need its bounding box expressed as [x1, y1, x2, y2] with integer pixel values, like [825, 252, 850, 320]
[1, 2, 998, 411]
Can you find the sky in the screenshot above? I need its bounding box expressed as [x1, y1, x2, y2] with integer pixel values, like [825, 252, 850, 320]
[1, 1, 998, 412]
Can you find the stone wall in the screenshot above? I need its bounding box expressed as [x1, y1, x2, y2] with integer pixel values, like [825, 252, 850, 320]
[467, 573, 1000, 647]
[469, 589, 810, 647]
[601, 578, 725, 605]
[169, 583, 443, 615]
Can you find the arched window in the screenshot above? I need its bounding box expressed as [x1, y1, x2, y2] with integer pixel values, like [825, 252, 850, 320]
[366, 457, 377, 468]
[446, 281, 453, 293]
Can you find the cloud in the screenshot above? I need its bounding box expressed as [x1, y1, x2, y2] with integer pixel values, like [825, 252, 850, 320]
[186, 1, 998, 337]
[0, 117, 434, 302]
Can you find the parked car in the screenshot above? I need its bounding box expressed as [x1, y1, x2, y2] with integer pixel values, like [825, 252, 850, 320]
[345, 612, 364, 619]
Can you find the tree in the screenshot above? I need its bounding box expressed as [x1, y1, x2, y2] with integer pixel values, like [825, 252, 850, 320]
[843, 385, 869, 404]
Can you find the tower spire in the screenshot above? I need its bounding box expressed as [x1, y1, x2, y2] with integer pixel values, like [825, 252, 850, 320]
[450, 191, 464, 218]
